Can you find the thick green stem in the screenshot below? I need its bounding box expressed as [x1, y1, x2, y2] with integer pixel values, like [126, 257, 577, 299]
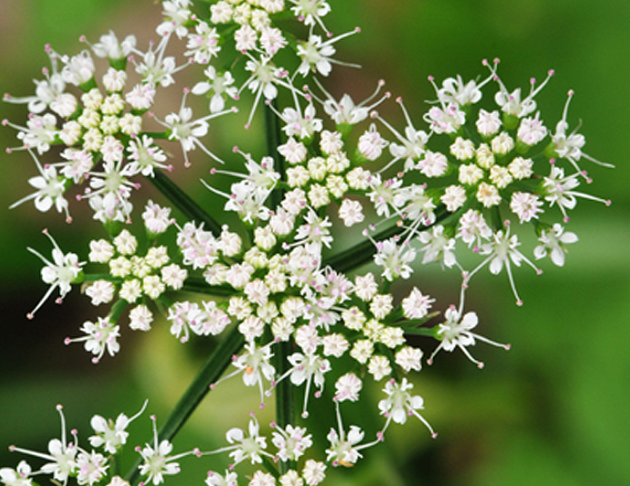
[149, 170, 222, 236]
[125, 324, 245, 485]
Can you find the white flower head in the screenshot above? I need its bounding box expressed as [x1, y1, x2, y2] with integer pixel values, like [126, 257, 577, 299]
[66, 317, 121, 364]
[26, 229, 83, 319]
[0, 461, 33, 486]
[138, 415, 197, 485]
[89, 401, 148, 454]
[378, 378, 436, 437]
[9, 405, 79, 484]
[428, 305, 510, 368]
[534, 223, 578, 266]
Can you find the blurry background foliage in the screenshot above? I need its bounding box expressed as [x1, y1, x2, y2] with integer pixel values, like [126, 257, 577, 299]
[1, 0, 629, 485]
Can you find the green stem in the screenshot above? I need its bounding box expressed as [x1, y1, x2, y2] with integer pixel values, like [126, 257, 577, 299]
[265, 100, 285, 210]
[264, 100, 293, 475]
[149, 170, 222, 237]
[181, 276, 239, 297]
[125, 324, 245, 485]
[323, 207, 451, 273]
[322, 223, 403, 273]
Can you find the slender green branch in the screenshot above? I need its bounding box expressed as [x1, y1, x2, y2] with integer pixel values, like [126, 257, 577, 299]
[264, 99, 293, 475]
[322, 223, 403, 273]
[181, 276, 239, 297]
[265, 100, 285, 210]
[148, 170, 222, 236]
[125, 324, 245, 485]
[323, 207, 451, 273]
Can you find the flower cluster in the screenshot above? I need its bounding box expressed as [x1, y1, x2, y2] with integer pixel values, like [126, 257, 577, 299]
[2, 403, 199, 486]
[2, 1, 612, 485]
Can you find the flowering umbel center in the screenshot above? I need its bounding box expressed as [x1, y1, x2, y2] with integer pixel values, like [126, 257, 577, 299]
[1, 1, 612, 485]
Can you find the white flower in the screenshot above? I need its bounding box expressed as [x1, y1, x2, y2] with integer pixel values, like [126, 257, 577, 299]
[492, 67, 554, 118]
[9, 405, 78, 483]
[301, 459, 326, 486]
[472, 225, 540, 305]
[418, 225, 457, 268]
[395, 346, 423, 372]
[126, 135, 169, 176]
[476, 108, 501, 136]
[450, 137, 475, 161]
[428, 306, 509, 368]
[508, 156, 534, 180]
[161, 264, 187, 290]
[192, 66, 237, 113]
[75, 451, 108, 485]
[534, 223, 578, 266]
[517, 112, 547, 145]
[260, 26, 287, 56]
[26, 230, 83, 319]
[358, 124, 388, 161]
[272, 424, 313, 462]
[125, 83, 155, 111]
[334, 373, 362, 402]
[91, 31, 136, 60]
[440, 185, 467, 212]
[290, 0, 331, 30]
[278, 137, 308, 164]
[402, 287, 434, 319]
[373, 237, 416, 281]
[89, 401, 148, 454]
[142, 201, 173, 235]
[68, 317, 121, 363]
[325, 423, 365, 467]
[458, 163, 484, 186]
[62, 50, 95, 86]
[129, 304, 153, 331]
[138, 416, 192, 485]
[223, 417, 269, 465]
[350, 339, 374, 365]
[233, 342, 276, 397]
[102, 67, 127, 92]
[281, 103, 322, 140]
[120, 279, 142, 303]
[279, 470, 302, 486]
[185, 22, 221, 63]
[249, 470, 276, 486]
[379, 378, 435, 436]
[418, 150, 448, 177]
[85, 280, 115, 306]
[476, 182, 501, 208]
[367, 355, 392, 381]
[134, 40, 179, 87]
[338, 199, 364, 227]
[322, 334, 349, 358]
[11, 153, 69, 221]
[542, 166, 610, 222]
[297, 30, 359, 76]
[491, 131, 515, 154]
[424, 102, 465, 134]
[0, 461, 33, 486]
[354, 273, 378, 301]
[206, 470, 239, 486]
[510, 192, 543, 223]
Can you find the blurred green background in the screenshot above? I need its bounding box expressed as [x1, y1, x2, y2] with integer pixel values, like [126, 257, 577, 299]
[1, 1, 629, 485]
